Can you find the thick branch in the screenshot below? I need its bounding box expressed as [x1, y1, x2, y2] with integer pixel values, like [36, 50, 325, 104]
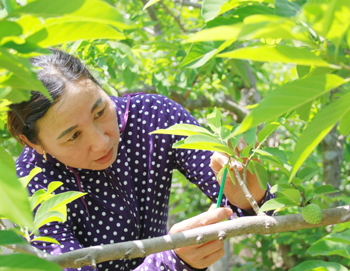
[5, 243, 46, 258]
[47, 206, 350, 269]
[124, 86, 249, 122]
[140, 0, 163, 36]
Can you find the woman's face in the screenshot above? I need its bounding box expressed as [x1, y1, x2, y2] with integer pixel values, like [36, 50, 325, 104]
[33, 79, 120, 170]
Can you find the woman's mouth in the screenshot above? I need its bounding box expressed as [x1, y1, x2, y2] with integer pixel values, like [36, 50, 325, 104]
[95, 148, 114, 164]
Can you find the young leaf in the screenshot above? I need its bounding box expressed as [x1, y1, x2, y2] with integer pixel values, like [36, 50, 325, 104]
[143, 0, 161, 10]
[35, 191, 86, 220]
[34, 210, 66, 229]
[150, 124, 213, 137]
[297, 167, 320, 181]
[290, 91, 350, 181]
[243, 127, 257, 146]
[313, 185, 339, 195]
[19, 167, 42, 187]
[232, 74, 344, 136]
[173, 135, 236, 157]
[251, 161, 268, 190]
[259, 198, 298, 213]
[31, 236, 60, 245]
[280, 189, 301, 205]
[257, 122, 280, 143]
[207, 108, 222, 134]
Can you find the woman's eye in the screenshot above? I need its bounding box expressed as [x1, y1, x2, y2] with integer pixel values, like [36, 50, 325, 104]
[95, 108, 105, 118]
[68, 131, 80, 141]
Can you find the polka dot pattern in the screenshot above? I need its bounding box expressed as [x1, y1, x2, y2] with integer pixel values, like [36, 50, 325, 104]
[16, 94, 273, 271]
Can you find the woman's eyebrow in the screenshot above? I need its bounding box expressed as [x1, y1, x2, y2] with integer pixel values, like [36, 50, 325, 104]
[91, 97, 103, 113]
[57, 125, 78, 140]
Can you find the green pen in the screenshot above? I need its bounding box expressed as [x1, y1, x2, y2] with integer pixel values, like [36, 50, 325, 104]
[216, 167, 228, 208]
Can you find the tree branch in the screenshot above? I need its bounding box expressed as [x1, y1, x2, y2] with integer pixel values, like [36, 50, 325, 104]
[140, 0, 163, 36]
[47, 206, 350, 269]
[159, 1, 187, 32]
[5, 243, 47, 258]
[124, 86, 249, 122]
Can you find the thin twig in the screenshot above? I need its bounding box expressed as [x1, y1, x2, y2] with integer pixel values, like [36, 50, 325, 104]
[0, 218, 7, 230]
[232, 165, 261, 215]
[5, 243, 47, 258]
[159, 1, 187, 32]
[291, 181, 306, 206]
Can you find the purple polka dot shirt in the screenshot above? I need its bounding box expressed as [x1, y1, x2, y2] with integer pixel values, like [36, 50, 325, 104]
[16, 94, 273, 271]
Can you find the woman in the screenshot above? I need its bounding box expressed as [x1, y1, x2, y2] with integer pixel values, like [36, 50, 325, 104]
[8, 49, 273, 271]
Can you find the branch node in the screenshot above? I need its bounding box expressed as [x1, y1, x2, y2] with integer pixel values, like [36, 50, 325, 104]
[91, 258, 96, 269]
[74, 254, 94, 267]
[218, 231, 226, 241]
[196, 235, 204, 244]
[265, 221, 271, 229]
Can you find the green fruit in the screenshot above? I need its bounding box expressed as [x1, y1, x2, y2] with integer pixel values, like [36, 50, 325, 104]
[302, 203, 322, 224]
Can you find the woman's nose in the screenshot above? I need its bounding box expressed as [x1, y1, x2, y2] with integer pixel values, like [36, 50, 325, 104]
[90, 127, 109, 152]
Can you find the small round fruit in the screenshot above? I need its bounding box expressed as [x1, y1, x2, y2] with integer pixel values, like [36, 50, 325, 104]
[302, 203, 322, 224]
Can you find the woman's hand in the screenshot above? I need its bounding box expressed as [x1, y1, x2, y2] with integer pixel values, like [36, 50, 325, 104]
[169, 207, 233, 269]
[210, 138, 266, 211]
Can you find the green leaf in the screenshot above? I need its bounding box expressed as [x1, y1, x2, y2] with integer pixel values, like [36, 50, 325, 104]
[275, 0, 302, 17]
[290, 91, 350, 181]
[251, 161, 268, 190]
[0, 230, 27, 246]
[0, 146, 34, 230]
[218, 45, 333, 67]
[143, 0, 161, 10]
[259, 198, 298, 213]
[150, 124, 213, 137]
[173, 135, 235, 157]
[186, 15, 310, 44]
[31, 236, 60, 245]
[307, 240, 350, 259]
[297, 167, 320, 181]
[313, 185, 339, 195]
[290, 260, 348, 271]
[180, 40, 233, 69]
[0, 254, 62, 271]
[27, 19, 125, 47]
[324, 230, 350, 245]
[202, 0, 229, 22]
[34, 210, 66, 229]
[243, 127, 256, 146]
[339, 108, 350, 136]
[18, 167, 42, 187]
[280, 189, 301, 204]
[11, 0, 134, 30]
[207, 108, 222, 134]
[35, 191, 86, 220]
[296, 101, 312, 122]
[232, 74, 345, 136]
[0, 21, 22, 40]
[257, 122, 280, 143]
[0, 48, 50, 97]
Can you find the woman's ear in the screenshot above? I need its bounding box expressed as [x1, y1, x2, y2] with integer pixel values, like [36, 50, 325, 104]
[19, 134, 44, 154]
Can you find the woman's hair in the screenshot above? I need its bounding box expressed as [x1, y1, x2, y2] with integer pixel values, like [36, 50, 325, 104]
[8, 49, 100, 146]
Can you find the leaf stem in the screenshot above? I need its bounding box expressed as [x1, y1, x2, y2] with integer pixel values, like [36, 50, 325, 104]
[216, 167, 228, 208]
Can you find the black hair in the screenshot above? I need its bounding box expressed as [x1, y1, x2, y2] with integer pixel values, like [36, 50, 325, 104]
[8, 48, 100, 146]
